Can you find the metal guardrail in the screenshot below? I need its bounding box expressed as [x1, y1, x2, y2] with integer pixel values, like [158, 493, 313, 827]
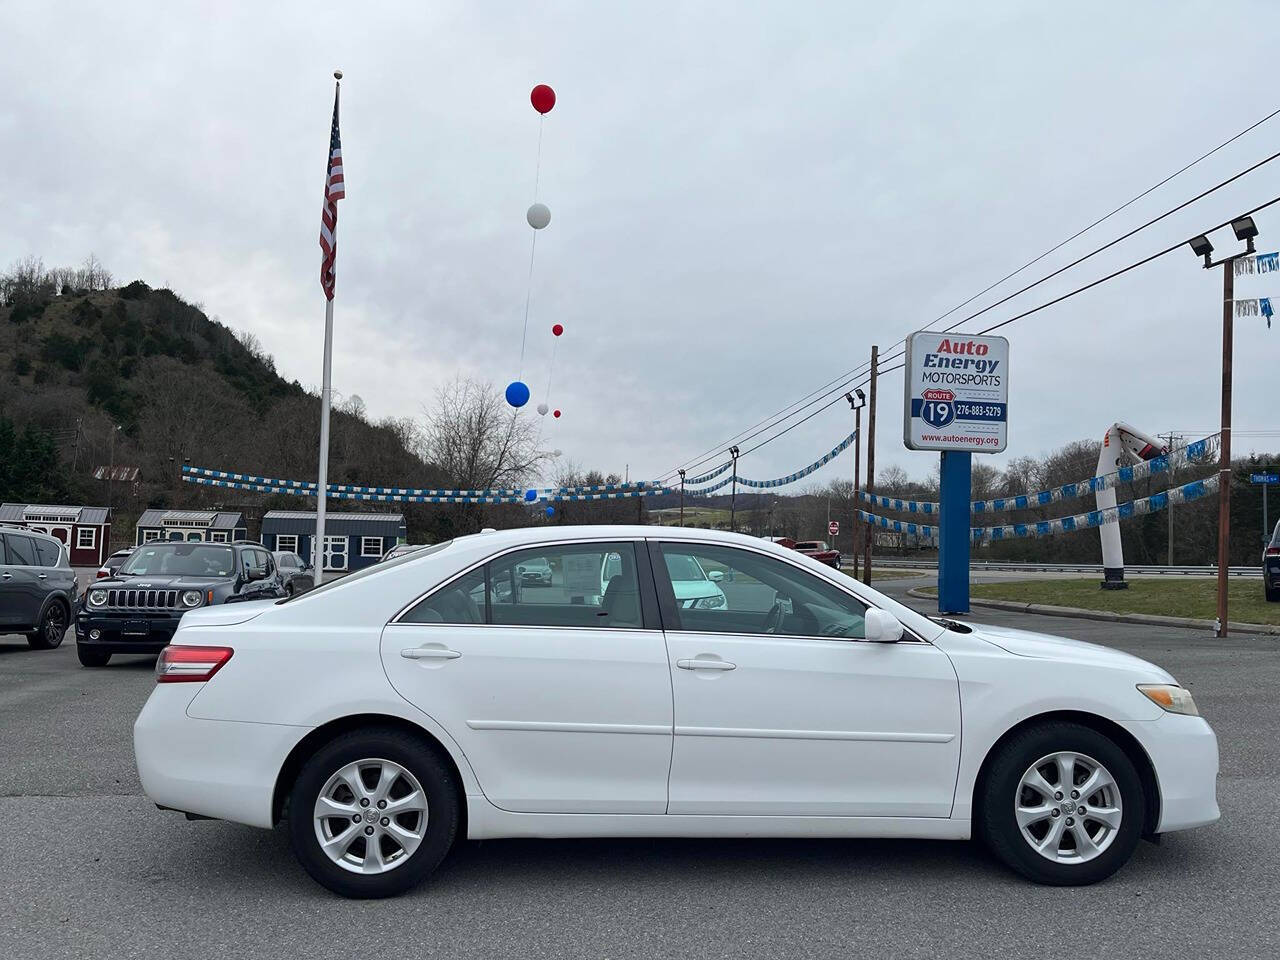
[846, 558, 1264, 578]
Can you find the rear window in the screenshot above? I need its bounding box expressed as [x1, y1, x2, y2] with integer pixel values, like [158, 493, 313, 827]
[34, 538, 61, 567]
[278, 540, 453, 603]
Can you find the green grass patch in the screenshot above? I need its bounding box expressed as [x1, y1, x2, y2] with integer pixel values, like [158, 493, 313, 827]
[919, 577, 1280, 626]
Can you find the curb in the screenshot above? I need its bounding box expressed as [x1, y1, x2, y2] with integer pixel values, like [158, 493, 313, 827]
[904, 587, 1280, 636]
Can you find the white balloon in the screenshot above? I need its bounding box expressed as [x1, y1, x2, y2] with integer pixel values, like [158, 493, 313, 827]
[536, 402, 549, 415]
[552, 449, 562, 457]
[527, 203, 551, 230]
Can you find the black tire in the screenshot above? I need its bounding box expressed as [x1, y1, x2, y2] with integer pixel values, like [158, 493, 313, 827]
[979, 721, 1144, 885]
[76, 645, 111, 667]
[287, 727, 458, 898]
[1266, 584, 1278, 603]
[26, 601, 68, 650]
[285, 582, 295, 597]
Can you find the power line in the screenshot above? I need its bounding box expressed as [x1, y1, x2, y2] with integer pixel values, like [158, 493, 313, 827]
[664, 106, 1280, 481]
[705, 193, 1280, 466]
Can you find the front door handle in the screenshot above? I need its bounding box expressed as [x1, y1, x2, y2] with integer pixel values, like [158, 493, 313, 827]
[1, 573, 12, 580]
[676, 658, 736, 671]
[37, 574, 48, 580]
[401, 646, 462, 661]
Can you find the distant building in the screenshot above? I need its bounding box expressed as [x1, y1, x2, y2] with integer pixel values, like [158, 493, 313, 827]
[0, 502, 113, 566]
[134, 509, 247, 545]
[260, 510, 407, 572]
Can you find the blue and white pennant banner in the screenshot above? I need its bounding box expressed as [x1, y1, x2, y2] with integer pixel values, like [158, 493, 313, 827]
[859, 435, 1217, 516]
[684, 461, 733, 486]
[858, 474, 1219, 543]
[686, 429, 858, 495]
[1233, 298, 1274, 328]
[1233, 252, 1280, 276]
[183, 474, 671, 504]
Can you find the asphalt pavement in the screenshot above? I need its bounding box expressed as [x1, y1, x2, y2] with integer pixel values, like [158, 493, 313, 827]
[0, 573, 1276, 960]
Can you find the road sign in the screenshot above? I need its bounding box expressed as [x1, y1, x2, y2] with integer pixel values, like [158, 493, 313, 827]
[904, 332, 1009, 453]
[828, 520, 839, 537]
[1251, 473, 1279, 484]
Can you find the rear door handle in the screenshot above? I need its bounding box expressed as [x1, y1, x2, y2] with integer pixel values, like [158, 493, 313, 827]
[401, 646, 461, 661]
[37, 574, 48, 580]
[676, 658, 736, 671]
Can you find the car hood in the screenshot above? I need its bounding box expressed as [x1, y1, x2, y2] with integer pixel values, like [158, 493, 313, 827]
[93, 575, 233, 590]
[673, 580, 722, 600]
[966, 621, 1174, 680]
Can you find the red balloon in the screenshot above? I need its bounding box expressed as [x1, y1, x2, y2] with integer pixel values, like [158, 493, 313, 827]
[552, 323, 564, 337]
[530, 84, 556, 115]
[553, 409, 562, 418]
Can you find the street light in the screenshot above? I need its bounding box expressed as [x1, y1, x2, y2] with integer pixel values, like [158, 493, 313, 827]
[729, 446, 740, 532]
[1191, 213, 1261, 637]
[846, 390, 866, 577]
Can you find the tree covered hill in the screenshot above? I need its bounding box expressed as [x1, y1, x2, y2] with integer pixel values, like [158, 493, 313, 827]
[0, 258, 455, 545]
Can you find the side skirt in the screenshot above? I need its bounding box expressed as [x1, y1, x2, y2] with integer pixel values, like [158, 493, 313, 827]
[465, 795, 971, 841]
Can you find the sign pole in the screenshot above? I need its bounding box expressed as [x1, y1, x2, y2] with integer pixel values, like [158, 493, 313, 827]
[938, 451, 972, 613]
[862, 345, 878, 586]
[1216, 258, 1234, 637]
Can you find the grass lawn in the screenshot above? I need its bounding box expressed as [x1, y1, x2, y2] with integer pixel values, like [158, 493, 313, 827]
[921, 578, 1280, 626]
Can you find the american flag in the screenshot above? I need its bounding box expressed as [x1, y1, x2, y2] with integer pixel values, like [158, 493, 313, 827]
[319, 84, 345, 301]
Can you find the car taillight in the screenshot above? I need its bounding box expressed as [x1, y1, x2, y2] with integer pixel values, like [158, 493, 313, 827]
[1267, 547, 1280, 557]
[156, 645, 234, 683]
[96, 569, 109, 578]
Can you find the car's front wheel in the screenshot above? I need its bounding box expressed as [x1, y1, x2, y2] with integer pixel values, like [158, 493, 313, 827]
[76, 645, 111, 667]
[288, 728, 459, 898]
[26, 602, 68, 650]
[979, 721, 1144, 885]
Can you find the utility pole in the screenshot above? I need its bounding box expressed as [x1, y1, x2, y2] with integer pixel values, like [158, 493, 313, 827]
[1160, 432, 1181, 566]
[70, 417, 82, 476]
[1189, 215, 1257, 638]
[847, 389, 865, 578]
[728, 446, 740, 532]
[862, 346, 878, 586]
[678, 469, 686, 527]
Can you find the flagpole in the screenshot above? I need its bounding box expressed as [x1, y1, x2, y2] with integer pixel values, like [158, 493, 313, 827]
[314, 69, 343, 585]
[315, 296, 334, 584]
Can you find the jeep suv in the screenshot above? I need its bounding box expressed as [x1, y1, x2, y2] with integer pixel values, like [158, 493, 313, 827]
[0, 525, 79, 649]
[1266, 520, 1280, 603]
[75, 540, 284, 666]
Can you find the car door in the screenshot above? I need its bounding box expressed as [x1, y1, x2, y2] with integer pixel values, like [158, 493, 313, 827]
[0, 533, 20, 626]
[381, 540, 674, 814]
[652, 540, 961, 818]
[0, 533, 45, 628]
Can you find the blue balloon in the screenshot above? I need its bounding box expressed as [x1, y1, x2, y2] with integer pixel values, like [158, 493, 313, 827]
[524, 489, 537, 502]
[545, 506, 555, 517]
[505, 380, 530, 407]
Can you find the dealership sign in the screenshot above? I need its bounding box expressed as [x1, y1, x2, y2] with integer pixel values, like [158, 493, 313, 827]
[903, 333, 1009, 453]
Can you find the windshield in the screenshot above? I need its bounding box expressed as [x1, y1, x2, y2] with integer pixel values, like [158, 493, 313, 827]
[663, 554, 707, 582]
[120, 543, 236, 577]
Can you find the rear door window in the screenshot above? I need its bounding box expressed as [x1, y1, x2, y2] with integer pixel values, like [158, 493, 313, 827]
[489, 542, 643, 629]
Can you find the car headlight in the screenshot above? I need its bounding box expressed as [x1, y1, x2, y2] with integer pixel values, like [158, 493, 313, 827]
[1137, 684, 1199, 716]
[181, 590, 204, 608]
[87, 589, 107, 607]
[693, 595, 726, 609]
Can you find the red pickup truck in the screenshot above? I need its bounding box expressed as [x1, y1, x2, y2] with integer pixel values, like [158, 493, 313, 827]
[794, 540, 841, 568]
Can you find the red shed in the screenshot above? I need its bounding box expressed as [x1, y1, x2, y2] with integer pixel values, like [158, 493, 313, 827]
[0, 503, 113, 567]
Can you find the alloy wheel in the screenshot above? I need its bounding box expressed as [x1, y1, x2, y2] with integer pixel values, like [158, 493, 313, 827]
[313, 758, 429, 875]
[1015, 751, 1122, 864]
[45, 606, 66, 646]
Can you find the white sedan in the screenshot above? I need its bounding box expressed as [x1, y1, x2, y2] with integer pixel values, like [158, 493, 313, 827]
[134, 526, 1218, 898]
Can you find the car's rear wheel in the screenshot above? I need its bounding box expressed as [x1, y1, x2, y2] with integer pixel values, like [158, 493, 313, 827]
[979, 721, 1144, 885]
[288, 728, 458, 898]
[76, 645, 111, 667]
[26, 602, 68, 650]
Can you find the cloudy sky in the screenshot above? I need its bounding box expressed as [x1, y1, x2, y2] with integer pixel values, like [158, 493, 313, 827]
[5, 1, 1280, 489]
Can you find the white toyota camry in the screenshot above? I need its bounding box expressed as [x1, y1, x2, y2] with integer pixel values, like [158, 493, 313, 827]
[133, 526, 1218, 898]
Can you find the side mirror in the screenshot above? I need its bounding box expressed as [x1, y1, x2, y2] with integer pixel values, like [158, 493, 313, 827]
[245, 567, 268, 583]
[863, 608, 904, 643]
[708, 570, 724, 583]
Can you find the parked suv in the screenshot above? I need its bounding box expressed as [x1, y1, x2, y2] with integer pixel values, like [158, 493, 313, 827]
[1266, 520, 1280, 603]
[75, 540, 285, 666]
[0, 525, 79, 649]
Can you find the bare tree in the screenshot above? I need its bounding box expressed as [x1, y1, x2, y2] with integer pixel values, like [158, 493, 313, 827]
[420, 376, 551, 490]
